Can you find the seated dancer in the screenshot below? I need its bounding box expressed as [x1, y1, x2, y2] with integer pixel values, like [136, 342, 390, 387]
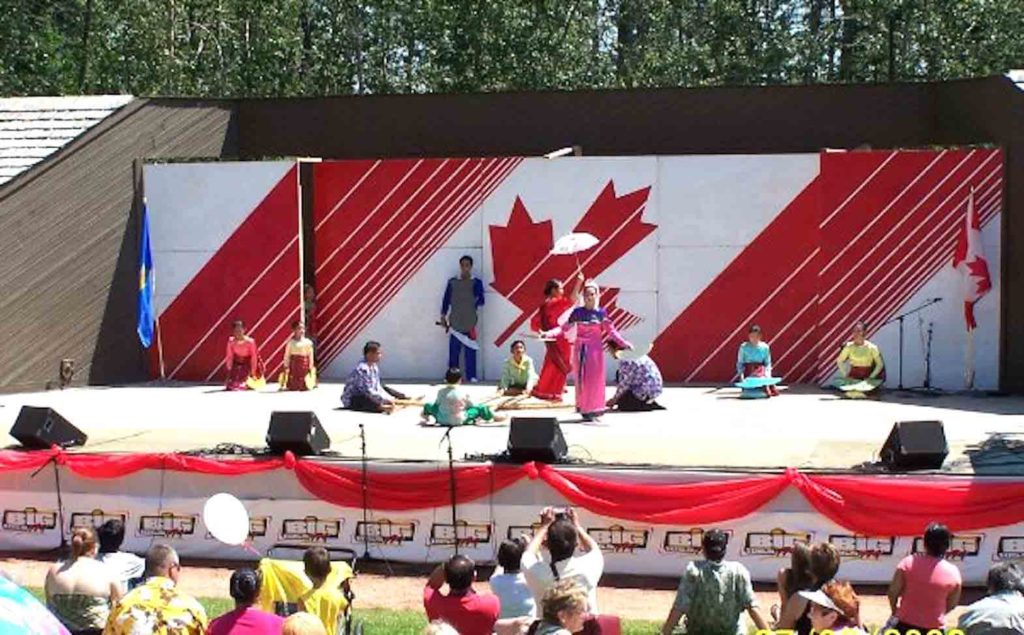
[606, 347, 665, 411]
[834, 321, 885, 392]
[422, 368, 503, 426]
[737, 324, 779, 398]
[498, 340, 538, 396]
[225, 320, 265, 391]
[281, 321, 316, 391]
[340, 340, 408, 413]
[530, 271, 584, 401]
[542, 280, 631, 422]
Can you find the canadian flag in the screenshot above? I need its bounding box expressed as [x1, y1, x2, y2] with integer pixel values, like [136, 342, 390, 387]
[952, 188, 992, 331]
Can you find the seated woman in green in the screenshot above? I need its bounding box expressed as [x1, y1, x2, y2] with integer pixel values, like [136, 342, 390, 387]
[422, 368, 505, 426]
[834, 321, 885, 395]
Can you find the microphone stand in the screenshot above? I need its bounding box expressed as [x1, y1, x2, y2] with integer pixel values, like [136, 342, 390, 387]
[440, 427, 459, 555]
[31, 456, 67, 555]
[881, 298, 942, 390]
[359, 424, 370, 561]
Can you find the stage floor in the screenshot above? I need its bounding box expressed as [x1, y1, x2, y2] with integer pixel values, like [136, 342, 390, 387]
[2, 383, 1024, 473]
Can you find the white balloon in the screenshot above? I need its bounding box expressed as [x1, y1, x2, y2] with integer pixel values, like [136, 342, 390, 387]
[202, 493, 250, 546]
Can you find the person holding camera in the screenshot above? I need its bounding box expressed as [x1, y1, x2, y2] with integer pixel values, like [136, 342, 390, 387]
[423, 554, 499, 635]
[521, 507, 604, 613]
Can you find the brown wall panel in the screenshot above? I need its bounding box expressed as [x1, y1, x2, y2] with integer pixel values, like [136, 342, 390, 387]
[0, 100, 237, 392]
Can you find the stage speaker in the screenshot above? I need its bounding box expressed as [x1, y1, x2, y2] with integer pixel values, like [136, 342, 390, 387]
[508, 417, 568, 463]
[10, 406, 87, 449]
[266, 411, 330, 456]
[880, 420, 948, 470]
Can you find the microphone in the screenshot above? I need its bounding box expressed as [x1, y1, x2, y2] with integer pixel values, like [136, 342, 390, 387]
[933, 297, 943, 302]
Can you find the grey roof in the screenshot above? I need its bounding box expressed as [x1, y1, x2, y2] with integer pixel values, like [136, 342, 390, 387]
[0, 95, 134, 185]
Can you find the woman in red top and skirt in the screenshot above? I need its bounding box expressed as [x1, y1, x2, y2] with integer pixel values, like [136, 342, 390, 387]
[225, 320, 264, 391]
[530, 271, 584, 401]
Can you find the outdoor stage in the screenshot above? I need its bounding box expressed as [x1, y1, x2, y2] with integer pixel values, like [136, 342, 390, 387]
[2, 383, 1023, 470]
[1, 383, 1023, 585]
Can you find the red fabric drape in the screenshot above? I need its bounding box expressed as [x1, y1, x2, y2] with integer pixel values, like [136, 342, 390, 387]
[793, 472, 1024, 535]
[3, 449, 1024, 533]
[534, 463, 791, 524]
[294, 461, 526, 510]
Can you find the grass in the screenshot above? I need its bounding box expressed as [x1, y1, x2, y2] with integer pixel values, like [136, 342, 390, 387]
[29, 588, 662, 634]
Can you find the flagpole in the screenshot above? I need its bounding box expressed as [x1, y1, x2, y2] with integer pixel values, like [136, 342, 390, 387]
[965, 325, 975, 390]
[154, 268, 167, 381]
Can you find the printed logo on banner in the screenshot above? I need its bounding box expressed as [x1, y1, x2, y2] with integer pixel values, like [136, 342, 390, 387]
[280, 516, 342, 542]
[204, 517, 269, 541]
[743, 529, 812, 557]
[589, 525, 650, 554]
[661, 529, 728, 555]
[2, 507, 57, 533]
[506, 524, 544, 541]
[995, 537, 1024, 561]
[70, 510, 128, 530]
[355, 520, 417, 545]
[138, 513, 197, 539]
[829, 535, 896, 560]
[429, 521, 492, 547]
[912, 534, 982, 560]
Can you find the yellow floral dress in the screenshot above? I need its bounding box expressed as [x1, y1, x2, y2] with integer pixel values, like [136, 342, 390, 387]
[103, 577, 207, 635]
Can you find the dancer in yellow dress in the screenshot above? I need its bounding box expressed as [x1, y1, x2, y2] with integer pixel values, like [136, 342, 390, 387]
[834, 321, 885, 397]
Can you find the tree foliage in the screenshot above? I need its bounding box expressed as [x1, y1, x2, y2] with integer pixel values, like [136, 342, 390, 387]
[1, 0, 1021, 97]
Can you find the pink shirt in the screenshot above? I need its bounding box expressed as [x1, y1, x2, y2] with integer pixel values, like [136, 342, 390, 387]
[208, 606, 285, 635]
[423, 586, 500, 635]
[895, 553, 962, 628]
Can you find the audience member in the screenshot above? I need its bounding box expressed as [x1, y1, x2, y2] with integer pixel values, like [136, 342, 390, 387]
[422, 621, 460, 635]
[522, 507, 604, 612]
[95, 520, 144, 593]
[299, 547, 347, 635]
[103, 544, 207, 635]
[957, 562, 1024, 635]
[888, 522, 962, 634]
[208, 568, 284, 635]
[775, 541, 841, 634]
[800, 580, 868, 635]
[283, 612, 328, 635]
[45, 526, 121, 635]
[529, 579, 590, 635]
[659, 528, 767, 635]
[423, 554, 500, 635]
[777, 541, 814, 606]
[490, 538, 537, 619]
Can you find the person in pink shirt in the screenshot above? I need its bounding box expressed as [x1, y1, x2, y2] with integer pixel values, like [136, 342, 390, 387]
[423, 555, 500, 635]
[887, 522, 963, 633]
[208, 568, 284, 635]
[225, 320, 264, 391]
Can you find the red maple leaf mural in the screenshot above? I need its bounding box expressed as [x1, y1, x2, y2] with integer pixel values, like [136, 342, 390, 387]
[489, 180, 655, 345]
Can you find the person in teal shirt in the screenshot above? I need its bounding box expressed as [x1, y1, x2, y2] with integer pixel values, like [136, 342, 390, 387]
[736, 325, 779, 398]
[498, 340, 538, 395]
[422, 368, 504, 426]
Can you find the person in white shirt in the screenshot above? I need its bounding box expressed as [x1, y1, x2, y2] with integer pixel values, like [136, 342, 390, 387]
[489, 538, 537, 619]
[96, 519, 144, 593]
[521, 507, 604, 613]
[958, 562, 1024, 635]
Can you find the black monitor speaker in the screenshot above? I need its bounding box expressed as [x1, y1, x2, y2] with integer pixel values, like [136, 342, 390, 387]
[10, 406, 87, 449]
[507, 417, 568, 463]
[880, 420, 947, 470]
[266, 411, 330, 456]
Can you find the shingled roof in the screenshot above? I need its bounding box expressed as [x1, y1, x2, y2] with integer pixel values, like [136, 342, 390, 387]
[0, 95, 134, 185]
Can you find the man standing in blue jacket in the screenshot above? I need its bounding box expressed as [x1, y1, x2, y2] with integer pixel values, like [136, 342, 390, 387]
[440, 255, 485, 382]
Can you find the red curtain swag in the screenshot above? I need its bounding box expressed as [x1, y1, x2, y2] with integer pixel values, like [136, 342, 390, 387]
[2, 449, 1024, 535]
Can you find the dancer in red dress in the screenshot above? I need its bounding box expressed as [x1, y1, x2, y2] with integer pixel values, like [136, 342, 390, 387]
[530, 270, 584, 401]
[224, 320, 264, 391]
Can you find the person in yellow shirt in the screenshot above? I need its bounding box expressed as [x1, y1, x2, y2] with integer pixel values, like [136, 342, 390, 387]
[298, 547, 348, 635]
[103, 544, 207, 635]
[281, 321, 317, 391]
[834, 321, 885, 395]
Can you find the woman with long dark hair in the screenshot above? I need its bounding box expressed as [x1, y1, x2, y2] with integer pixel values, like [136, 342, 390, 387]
[530, 271, 584, 401]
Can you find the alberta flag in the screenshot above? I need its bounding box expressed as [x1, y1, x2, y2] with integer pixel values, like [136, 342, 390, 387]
[137, 201, 155, 347]
[952, 188, 992, 331]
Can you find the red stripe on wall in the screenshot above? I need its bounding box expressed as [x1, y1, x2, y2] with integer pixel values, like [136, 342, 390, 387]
[158, 166, 301, 381]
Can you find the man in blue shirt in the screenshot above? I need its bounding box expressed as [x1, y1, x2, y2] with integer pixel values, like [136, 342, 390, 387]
[440, 255, 485, 382]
